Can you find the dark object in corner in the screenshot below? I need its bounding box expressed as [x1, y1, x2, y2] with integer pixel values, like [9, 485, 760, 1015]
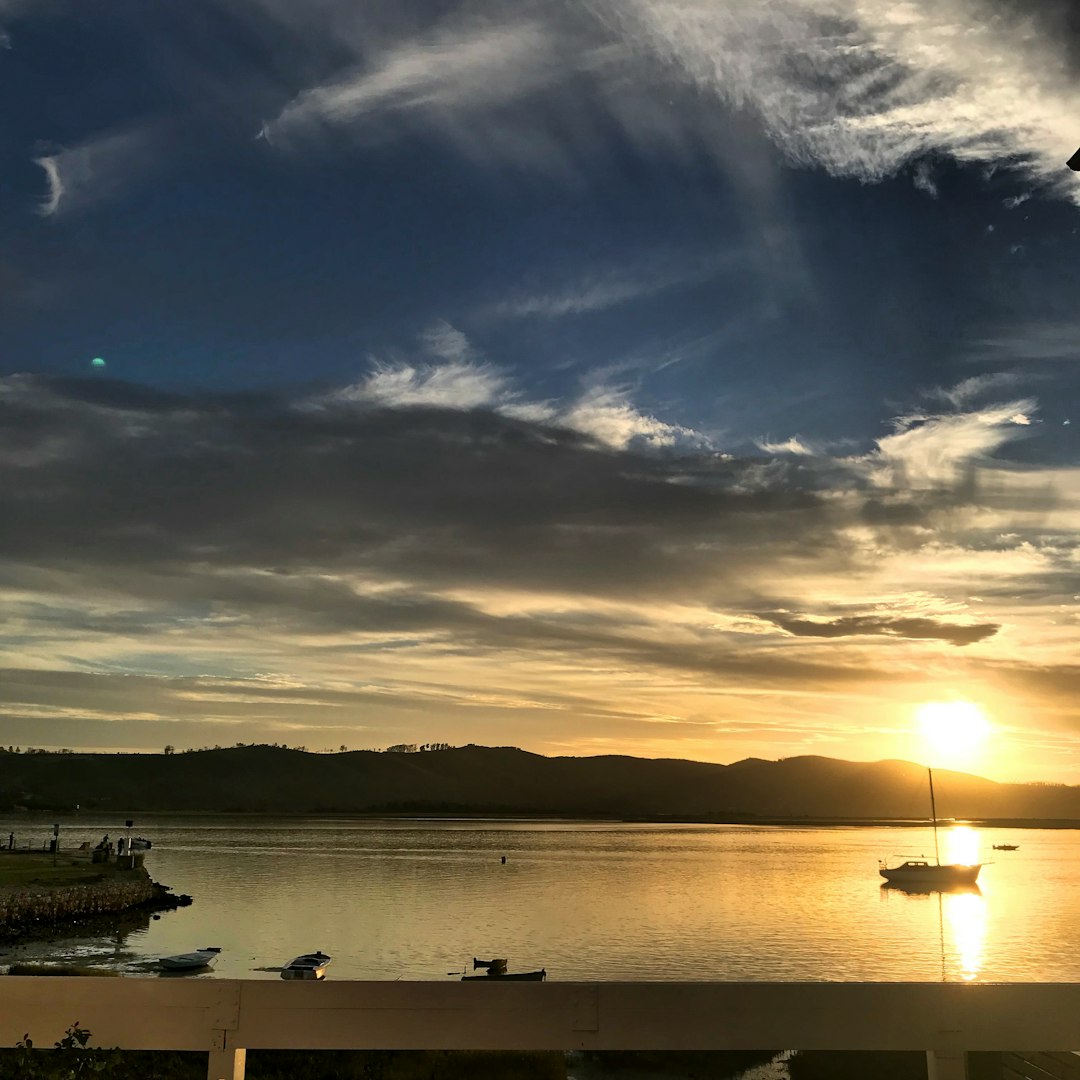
[1068, 148, 1080, 171]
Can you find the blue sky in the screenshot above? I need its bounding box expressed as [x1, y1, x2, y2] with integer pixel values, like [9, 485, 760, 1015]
[3, 0, 1080, 780]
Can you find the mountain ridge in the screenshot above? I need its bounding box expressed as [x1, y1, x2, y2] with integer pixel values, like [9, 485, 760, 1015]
[0, 745, 1075, 819]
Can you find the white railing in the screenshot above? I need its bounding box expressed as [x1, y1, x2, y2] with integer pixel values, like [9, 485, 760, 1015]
[1, 979, 1078, 1080]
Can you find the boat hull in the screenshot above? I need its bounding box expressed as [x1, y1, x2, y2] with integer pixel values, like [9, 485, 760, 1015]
[159, 947, 221, 971]
[879, 863, 981, 885]
[462, 970, 546, 981]
[281, 953, 332, 980]
[159, 956, 217, 971]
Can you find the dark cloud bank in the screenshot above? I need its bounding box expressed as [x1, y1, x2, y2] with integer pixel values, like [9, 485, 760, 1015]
[0, 375, 1058, 748]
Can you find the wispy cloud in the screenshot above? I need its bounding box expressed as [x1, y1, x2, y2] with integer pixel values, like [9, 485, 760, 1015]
[865, 399, 1037, 487]
[562, 387, 707, 451]
[33, 126, 161, 217]
[30, 0, 1080, 218]
[263, 21, 559, 144]
[485, 251, 730, 320]
[314, 326, 709, 451]
[975, 322, 1080, 363]
[419, 320, 473, 363]
[603, 0, 1080, 200]
[332, 359, 509, 411]
[934, 373, 1022, 408]
[756, 436, 815, 456]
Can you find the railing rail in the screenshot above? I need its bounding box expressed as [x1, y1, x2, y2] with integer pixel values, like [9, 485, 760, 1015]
[1, 979, 1078, 1080]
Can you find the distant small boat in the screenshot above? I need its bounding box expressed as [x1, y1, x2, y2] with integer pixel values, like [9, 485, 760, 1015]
[992, 843, 1019, 851]
[130, 837, 152, 850]
[281, 951, 332, 980]
[879, 768, 981, 886]
[460, 957, 546, 982]
[158, 947, 221, 971]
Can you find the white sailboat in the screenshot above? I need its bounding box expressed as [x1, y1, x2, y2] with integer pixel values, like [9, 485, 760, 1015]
[879, 767, 981, 886]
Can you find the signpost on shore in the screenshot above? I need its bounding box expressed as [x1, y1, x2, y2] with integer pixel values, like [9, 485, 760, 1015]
[51, 823, 59, 866]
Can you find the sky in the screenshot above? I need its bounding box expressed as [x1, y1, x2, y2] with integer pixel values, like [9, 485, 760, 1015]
[2, 0, 1080, 782]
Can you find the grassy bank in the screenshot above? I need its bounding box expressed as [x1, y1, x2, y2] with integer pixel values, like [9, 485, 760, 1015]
[0, 853, 122, 890]
[0, 853, 188, 943]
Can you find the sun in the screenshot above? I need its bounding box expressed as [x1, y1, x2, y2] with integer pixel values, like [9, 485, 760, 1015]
[916, 701, 991, 767]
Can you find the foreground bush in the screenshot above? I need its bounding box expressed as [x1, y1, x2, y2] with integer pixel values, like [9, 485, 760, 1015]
[0, 1030, 566, 1080]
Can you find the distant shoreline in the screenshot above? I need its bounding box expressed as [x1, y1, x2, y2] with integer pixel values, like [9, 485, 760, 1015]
[9, 809, 1078, 830]
[626, 815, 1080, 829]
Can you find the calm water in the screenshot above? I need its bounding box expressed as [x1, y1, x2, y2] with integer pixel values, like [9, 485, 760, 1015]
[2, 814, 1079, 983]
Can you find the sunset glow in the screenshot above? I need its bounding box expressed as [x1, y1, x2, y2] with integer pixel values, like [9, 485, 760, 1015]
[3, 0, 1080, 784]
[917, 702, 991, 770]
[943, 825, 981, 867]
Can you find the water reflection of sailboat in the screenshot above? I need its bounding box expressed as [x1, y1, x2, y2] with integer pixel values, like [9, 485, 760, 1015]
[881, 880, 981, 897]
[880, 880, 987, 981]
[878, 767, 982, 887]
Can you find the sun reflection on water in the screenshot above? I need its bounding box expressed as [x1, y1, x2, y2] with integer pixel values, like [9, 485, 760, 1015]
[944, 825, 980, 866]
[944, 890, 987, 981]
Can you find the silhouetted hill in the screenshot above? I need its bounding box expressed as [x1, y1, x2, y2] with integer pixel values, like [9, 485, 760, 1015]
[0, 745, 1078, 820]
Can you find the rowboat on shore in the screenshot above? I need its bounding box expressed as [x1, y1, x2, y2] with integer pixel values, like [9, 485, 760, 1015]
[461, 969, 547, 981]
[281, 951, 332, 980]
[158, 947, 221, 971]
[460, 957, 547, 981]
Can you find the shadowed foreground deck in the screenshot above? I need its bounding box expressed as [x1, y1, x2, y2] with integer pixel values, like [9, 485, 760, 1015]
[0, 979, 1077, 1080]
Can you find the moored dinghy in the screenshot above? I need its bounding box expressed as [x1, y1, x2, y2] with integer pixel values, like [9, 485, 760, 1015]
[281, 951, 333, 980]
[461, 957, 546, 981]
[159, 947, 221, 972]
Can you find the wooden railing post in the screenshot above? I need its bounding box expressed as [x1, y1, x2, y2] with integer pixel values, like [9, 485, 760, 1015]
[207, 1047, 245, 1080]
[926, 1049, 968, 1080]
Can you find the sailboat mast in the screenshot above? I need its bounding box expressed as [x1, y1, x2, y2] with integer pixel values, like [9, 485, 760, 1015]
[928, 766, 940, 865]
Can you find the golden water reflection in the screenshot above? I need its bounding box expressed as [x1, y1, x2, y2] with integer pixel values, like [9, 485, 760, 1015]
[944, 890, 987, 981]
[939, 826, 988, 981]
[884, 823, 989, 982]
[943, 825, 980, 866]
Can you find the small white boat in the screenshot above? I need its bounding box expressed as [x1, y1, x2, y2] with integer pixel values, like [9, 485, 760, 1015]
[158, 947, 221, 971]
[281, 951, 332, 980]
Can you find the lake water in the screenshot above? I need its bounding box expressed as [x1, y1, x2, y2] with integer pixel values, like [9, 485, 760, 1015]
[2, 814, 1078, 983]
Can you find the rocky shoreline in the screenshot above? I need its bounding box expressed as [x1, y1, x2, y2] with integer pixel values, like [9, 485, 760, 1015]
[0, 868, 191, 944]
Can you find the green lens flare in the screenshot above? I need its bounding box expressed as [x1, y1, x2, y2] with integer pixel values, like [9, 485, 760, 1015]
[91, 357, 106, 367]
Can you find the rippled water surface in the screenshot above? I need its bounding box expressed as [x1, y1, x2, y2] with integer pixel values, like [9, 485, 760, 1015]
[2, 815, 1078, 982]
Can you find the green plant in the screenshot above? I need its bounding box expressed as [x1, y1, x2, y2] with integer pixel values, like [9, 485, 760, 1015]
[0, 1025, 200, 1080]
